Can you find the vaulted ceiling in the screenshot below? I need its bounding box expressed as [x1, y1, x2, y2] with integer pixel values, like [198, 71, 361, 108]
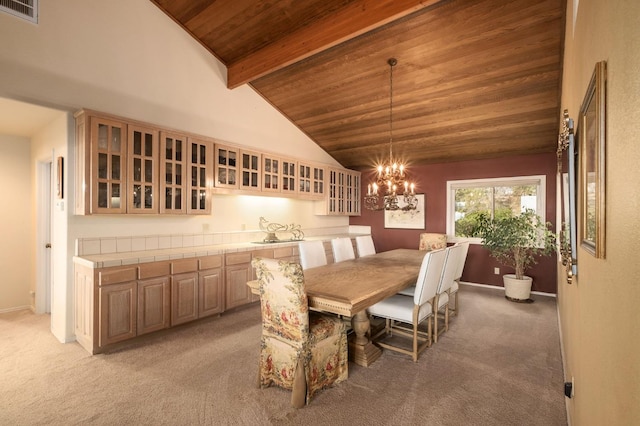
[150, 0, 566, 170]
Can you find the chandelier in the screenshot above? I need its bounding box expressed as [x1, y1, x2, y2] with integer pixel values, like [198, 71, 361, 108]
[364, 58, 418, 211]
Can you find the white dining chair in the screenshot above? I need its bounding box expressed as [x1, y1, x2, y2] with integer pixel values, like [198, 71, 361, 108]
[433, 244, 464, 342]
[449, 241, 470, 317]
[298, 240, 328, 270]
[368, 248, 447, 362]
[331, 238, 355, 263]
[355, 235, 376, 257]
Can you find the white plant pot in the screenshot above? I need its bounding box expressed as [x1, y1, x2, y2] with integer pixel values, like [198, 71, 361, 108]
[503, 274, 533, 301]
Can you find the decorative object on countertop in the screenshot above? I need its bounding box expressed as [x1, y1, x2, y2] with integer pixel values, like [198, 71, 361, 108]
[364, 58, 418, 212]
[259, 217, 304, 243]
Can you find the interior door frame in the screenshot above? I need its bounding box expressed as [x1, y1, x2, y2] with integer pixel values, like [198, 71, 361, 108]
[36, 157, 53, 314]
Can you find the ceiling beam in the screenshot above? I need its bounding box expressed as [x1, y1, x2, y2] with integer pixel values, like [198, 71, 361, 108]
[226, 0, 443, 89]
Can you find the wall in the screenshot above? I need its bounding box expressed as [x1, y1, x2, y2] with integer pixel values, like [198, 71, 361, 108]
[558, 0, 640, 424]
[352, 152, 558, 293]
[0, 0, 347, 340]
[0, 134, 32, 312]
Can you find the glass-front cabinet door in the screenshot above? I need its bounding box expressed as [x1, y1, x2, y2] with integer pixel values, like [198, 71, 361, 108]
[299, 162, 325, 200]
[214, 144, 239, 189]
[128, 125, 158, 214]
[91, 116, 128, 214]
[261, 154, 280, 192]
[159, 131, 186, 214]
[346, 170, 361, 215]
[187, 138, 212, 214]
[281, 158, 297, 195]
[240, 149, 261, 191]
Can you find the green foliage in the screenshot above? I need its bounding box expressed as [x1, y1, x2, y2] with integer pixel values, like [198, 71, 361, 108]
[473, 209, 557, 279]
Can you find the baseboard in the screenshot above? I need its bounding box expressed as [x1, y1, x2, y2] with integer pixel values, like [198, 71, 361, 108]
[459, 281, 557, 298]
[555, 299, 572, 426]
[0, 305, 32, 314]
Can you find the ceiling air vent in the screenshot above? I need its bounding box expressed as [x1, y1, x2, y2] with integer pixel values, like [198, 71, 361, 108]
[0, 0, 37, 24]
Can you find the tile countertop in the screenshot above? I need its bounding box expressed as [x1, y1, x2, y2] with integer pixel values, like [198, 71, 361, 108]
[73, 233, 369, 269]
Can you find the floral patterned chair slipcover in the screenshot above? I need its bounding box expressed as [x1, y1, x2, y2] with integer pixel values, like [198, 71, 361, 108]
[252, 257, 348, 408]
[418, 233, 447, 252]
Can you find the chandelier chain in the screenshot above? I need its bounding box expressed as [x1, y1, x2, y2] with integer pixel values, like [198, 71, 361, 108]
[389, 58, 394, 161]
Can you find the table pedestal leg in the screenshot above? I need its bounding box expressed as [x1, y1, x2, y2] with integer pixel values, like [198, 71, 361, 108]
[348, 310, 381, 367]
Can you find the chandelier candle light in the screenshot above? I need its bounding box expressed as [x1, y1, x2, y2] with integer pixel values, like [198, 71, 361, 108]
[364, 58, 418, 211]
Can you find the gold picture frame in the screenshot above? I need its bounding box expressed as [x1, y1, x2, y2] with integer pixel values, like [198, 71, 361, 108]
[578, 61, 606, 258]
[57, 156, 64, 199]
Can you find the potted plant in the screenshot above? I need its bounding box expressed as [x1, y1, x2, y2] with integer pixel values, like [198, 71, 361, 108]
[474, 209, 556, 301]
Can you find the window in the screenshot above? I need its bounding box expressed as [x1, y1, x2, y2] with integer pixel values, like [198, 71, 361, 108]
[446, 175, 547, 243]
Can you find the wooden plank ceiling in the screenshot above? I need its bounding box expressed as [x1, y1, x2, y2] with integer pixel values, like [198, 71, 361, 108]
[151, 0, 566, 170]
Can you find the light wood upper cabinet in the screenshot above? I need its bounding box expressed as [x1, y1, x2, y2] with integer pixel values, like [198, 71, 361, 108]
[187, 138, 213, 214]
[75, 112, 128, 214]
[214, 144, 239, 189]
[76, 109, 358, 209]
[159, 131, 187, 214]
[317, 168, 361, 216]
[262, 154, 280, 192]
[240, 149, 261, 191]
[128, 125, 158, 214]
[345, 169, 361, 215]
[75, 110, 213, 215]
[281, 158, 297, 195]
[259, 154, 297, 195]
[299, 162, 325, 200]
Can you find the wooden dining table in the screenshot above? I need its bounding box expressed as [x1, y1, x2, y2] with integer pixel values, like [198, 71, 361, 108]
[248, 248, 427, 367]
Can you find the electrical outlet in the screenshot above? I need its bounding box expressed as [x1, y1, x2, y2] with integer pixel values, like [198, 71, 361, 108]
[494, 267, 500, 275]
[571, 376, 575, 397]
[564, 376, 575, 398]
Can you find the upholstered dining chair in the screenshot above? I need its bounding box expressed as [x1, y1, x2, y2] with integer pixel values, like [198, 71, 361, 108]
[298, 240, 328, 270]
[367, 248, 447, 362]
[418, 233, 447, 252]
[252, 257, 348, 408]
[449, 241, 470, 317]
[331, 237, 356, 263]
[355, 235, 376, 257]
[432, 244, 464, 342]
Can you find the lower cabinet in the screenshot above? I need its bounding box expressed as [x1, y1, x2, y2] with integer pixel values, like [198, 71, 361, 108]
[225, 252, 256, 310]
[199, 268, 224, 317]
[73, 246, 306, 354]
[99, 281, 137, 347]
[137, 268, 171, 336]
[198, 254, 224, 318]
[171, 272, 199, 326]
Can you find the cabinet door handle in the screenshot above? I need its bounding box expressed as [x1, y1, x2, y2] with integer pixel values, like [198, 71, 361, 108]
[45, 243, 52, 248]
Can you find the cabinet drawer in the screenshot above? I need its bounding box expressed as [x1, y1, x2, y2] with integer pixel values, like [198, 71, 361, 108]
[225, 252, 252, 266]
[273, 247, 294, 259]
[171, 258, 198, 274]
[251, 248, 274, 259]
[199, 255, 223, 270]
[98, 267, 137, 286]
[138, 261, 171, 279]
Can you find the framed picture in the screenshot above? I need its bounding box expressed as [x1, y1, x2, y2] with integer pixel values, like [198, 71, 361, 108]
[56, 156, 64, 199]
[557, 108, 578, 282]
[578, 61, 606, 258]
[384, 194, 425, 229]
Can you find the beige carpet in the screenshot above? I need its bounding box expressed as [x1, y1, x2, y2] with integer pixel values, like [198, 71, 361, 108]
[0, 284, 567, 425]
